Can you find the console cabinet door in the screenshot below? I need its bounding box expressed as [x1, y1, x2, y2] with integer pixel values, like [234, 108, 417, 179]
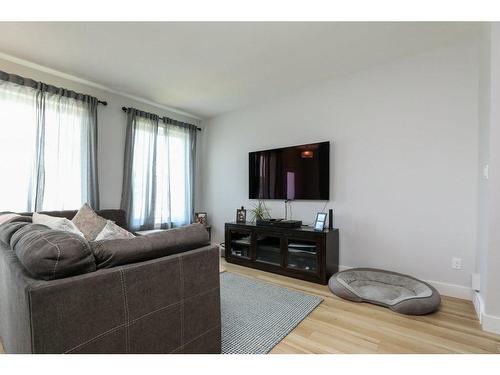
[226, 228, 253, 260]
[254, 231, 284, 267]
[284, 236, 323, 278]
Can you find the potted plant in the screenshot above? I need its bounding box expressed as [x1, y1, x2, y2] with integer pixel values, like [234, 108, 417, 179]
[249, 200, 271, 223]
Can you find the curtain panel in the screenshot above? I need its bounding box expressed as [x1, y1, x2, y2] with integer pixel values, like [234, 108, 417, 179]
[0, 71, 100, 212]
[121, 108, 197, 231]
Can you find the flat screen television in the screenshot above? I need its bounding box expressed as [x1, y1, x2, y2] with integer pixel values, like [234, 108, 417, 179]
[249, 141, 330, 200]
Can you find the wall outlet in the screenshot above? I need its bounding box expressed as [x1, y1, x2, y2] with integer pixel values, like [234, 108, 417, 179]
[452, 257, 462, 270]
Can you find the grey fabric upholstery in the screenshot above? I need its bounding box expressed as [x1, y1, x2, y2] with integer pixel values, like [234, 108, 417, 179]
[328, 268, 441, 315]
[0, 220, 31, 245]
[0, 209, 221, 353]
[9, 223, 96, 281]
[92, 224, 209, 269]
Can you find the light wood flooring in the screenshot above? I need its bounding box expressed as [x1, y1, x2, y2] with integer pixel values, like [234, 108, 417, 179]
[221, 260, 500, 354]
[1, 260, 499, 354]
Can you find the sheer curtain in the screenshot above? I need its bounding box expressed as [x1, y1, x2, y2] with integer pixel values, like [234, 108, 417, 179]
[0, 80, 38, 212]
[121, 109, 197, 231]
[0, 71, 99, 212]
[40, 91, 99, 210]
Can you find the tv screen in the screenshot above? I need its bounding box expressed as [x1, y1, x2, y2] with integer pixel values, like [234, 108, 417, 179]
[249, 141, 330, 200]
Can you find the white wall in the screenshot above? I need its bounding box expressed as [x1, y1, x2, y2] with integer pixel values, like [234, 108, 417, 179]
[0, 57, 203, 210]
[202, 40, 479, 295]
[476, 25, 490, 316]
[480, 22, 500, 333]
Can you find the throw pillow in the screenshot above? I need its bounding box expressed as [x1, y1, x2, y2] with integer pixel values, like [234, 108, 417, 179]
[32, 212, 84, 238]
[0, 213, 20, 226]
[11, 223, 96, 280]
[72, 203, 108, 241]
[94, 220, 135, 241]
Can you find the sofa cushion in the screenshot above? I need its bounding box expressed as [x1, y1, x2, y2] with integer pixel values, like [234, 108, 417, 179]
[10, 223, 96, 280]
[71, 203, 108, 241]
[91, 224, 209, 269]
[94, 220, 135, 241]
[0, 220, 31, 245]
[33, 212, 84, 238]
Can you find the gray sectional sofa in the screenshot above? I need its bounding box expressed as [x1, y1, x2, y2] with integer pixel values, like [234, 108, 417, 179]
[0, 209, 221, 354]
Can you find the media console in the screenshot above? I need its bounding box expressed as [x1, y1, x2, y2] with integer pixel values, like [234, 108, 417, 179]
[224, 222, 339, 284]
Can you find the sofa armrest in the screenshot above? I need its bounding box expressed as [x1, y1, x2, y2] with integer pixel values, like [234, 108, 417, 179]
[27, 244, 221, 353]
[0, 245, 45, 353]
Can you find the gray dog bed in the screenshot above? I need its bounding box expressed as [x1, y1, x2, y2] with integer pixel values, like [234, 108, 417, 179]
[328, 268, 441, 315]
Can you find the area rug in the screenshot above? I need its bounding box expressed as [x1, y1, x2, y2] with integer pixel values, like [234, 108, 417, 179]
[220, 272, 323, 354]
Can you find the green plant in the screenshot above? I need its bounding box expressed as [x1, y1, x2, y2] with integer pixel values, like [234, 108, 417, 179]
[249, 200, 271, 222]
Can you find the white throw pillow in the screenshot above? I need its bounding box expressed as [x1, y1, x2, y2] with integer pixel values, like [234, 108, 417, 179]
[32, 212, 85, 237]
[94, 220, 135, 241]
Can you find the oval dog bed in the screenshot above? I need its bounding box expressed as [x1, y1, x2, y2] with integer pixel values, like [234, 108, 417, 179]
[328, 268, 441, 315]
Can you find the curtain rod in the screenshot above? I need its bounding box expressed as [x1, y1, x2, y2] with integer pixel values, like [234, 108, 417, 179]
[121, 106, 201, 131]
[0, 69, 108, 106]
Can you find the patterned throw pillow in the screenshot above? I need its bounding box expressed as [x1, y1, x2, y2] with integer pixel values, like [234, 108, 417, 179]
[32, 212, 85, 238]
[72, 203, 108, 241]
[94, 220, 135, 241]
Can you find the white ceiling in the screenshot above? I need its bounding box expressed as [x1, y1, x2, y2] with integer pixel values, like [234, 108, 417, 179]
[0, 22, 480, 119]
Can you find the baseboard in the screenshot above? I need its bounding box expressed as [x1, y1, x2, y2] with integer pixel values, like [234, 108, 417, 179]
[338, 265, 472, 300]
[426, 279, 472, 301]
[472, 291, 500, 334]
[482, 312, 500, 335]
[473, 291, 484, 323]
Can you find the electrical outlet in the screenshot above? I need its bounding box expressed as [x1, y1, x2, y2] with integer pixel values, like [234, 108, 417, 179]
[452, 257, 462, 270]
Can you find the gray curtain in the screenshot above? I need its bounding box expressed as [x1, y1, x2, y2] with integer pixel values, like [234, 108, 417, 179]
[121, 108, 159, 230]
[164, 116, 198, 225]
[0, 70, 100, 211]
[121, 108, 197, 231]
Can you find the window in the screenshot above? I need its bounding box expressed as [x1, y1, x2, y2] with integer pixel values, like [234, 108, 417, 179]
[0, 81, 37, 212]
[122, 111, 196, 231]
[0, 76, 99, 212]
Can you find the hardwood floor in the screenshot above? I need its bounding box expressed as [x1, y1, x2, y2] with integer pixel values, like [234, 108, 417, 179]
[1, 259, 499, 354]
[221, 259, 500, 354]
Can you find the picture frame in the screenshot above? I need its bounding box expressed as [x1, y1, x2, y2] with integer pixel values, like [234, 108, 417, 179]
[236, 206, 247, 223]
[194, 212, 208, 226]
[313, 212, 327, 231]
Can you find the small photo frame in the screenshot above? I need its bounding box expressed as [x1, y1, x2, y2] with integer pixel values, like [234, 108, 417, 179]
[194, 212, 208, 225]
[236, 206, 247, 223]
[314, 212, 327, 231]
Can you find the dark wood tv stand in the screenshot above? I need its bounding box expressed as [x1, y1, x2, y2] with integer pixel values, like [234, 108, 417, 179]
[224, 222, 339, 284]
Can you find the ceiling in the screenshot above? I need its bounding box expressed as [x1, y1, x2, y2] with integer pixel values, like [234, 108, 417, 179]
[0, 22, 480, 119]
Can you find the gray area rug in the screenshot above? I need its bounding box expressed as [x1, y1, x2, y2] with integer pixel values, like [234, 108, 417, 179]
[220, 272, 323, 354]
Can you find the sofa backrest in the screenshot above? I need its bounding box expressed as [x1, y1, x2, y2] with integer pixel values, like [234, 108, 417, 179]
[19, 209, 129, 231]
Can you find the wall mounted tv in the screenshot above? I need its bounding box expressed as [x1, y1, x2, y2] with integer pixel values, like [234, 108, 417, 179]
[249, 141, 330, 200]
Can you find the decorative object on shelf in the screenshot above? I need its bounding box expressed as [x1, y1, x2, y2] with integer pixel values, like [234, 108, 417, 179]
[236, 206, 247, 223]
[313, 212, 327, 231]
[328, 208, 333, 229]
[194, 212, 208, 225]
[249, 200, 271, 223]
